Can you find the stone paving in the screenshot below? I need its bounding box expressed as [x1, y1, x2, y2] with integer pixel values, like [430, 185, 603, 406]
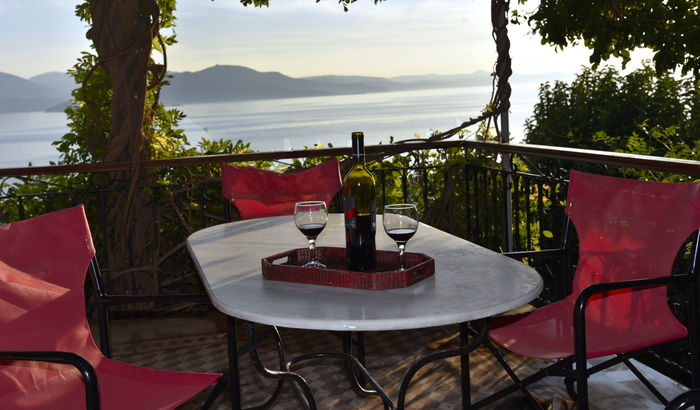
[107, 316, 688, 409]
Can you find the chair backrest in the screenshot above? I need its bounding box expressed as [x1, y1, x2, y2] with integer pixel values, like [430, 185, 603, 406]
[564, 170, 700, 322]
[221, 158, 343, 220]
[0, 205, 105, 396]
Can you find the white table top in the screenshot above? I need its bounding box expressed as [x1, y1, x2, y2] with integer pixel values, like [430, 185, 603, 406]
[187, 214, 542, 332]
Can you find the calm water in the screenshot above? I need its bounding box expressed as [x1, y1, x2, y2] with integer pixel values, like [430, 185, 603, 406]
[0, 83, 542, 168]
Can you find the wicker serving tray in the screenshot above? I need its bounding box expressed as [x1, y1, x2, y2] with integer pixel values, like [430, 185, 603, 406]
[261, 246, 435, 290]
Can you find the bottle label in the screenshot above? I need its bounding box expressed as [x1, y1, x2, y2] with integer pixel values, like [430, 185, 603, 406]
[344, 197, 355, 228]
[344, 197, 377, 271]
[344, 197, 376, 231]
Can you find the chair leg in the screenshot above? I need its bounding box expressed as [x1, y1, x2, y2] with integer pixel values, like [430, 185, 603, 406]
[575, 355, 589, 409]
[98, 303, 111, 358]
[473, 334, 548, 409]
[567, 350, 675, 408]
[621, 356, 669, 406]
[200, 375, 228, 410]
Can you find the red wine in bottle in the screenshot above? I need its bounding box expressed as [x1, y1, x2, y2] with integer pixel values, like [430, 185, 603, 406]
[343, 132, 377, 271]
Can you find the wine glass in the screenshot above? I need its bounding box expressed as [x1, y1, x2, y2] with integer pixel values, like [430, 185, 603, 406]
[383, 204, 419, 270]
[294, 201, 328, 268]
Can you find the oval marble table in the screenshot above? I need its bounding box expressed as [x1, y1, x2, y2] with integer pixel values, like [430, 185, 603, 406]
[187, 214, 543, 409]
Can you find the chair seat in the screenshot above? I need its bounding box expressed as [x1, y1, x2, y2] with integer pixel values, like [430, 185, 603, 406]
[0, 357, 220, 409]
[0, 205, 222, 409]
[489, 294, 688, 360]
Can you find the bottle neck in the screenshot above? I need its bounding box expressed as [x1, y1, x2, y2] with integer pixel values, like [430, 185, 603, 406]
[351, 132, 365, 166]
[352, 152, 365, 166]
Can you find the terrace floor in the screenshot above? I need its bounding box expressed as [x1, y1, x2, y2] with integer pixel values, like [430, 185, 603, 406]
[107, 314, 688, 409]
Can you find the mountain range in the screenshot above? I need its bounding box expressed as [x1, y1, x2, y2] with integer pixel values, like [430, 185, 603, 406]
[0, 64, 559, 114]
[0, 65, 494, 114]
[0, 71, 78, 113]
[160, 65, 493, 104]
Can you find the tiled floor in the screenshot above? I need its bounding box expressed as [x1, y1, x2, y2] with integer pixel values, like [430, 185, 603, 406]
[108, 316, 688, 409]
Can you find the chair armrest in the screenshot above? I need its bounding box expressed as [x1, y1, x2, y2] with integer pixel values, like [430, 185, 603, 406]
[574, 274, 692, 318]
[502, 248, 564, 260]
[0, 351, 100, 410]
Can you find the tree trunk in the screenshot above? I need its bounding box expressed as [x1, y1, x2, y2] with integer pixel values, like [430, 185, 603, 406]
[87, 0, 159, 293]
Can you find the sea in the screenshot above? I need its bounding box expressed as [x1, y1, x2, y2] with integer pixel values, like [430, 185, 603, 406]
[0, 81, 545, 169]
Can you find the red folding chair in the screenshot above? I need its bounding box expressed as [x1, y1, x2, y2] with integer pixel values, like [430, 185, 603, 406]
[0, 205, 224, 410]
[221, 158, 342, 220]
[482, 170, 700, 409]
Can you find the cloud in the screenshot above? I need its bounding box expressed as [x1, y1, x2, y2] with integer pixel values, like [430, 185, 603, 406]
[5, 0, 635, 79]
[169, 0, 494, 77]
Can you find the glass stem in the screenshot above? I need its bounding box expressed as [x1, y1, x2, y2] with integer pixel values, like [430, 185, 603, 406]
[309, 238, 317, 261]
[398, 243, 406, 270]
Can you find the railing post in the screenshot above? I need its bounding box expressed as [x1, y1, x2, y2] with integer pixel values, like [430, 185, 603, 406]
[493, 0, 514, 252]
[501, 112, 514, 252]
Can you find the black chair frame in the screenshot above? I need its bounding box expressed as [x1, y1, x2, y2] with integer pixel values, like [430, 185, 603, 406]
[86, 257, 227, 409]
[478, 218, 700, 410]
[667, 389, 700, 410]
[0, 351, 100, 410]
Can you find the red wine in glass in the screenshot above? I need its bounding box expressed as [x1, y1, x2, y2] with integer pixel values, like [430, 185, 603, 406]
[383, 204, 419, 270]
[298, 223, 326, 238]
[385, 228, 416, 243]
[294, 201, 328, 268]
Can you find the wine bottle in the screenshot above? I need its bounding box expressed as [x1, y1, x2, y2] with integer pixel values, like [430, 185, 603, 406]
[343, 132, 377, 271]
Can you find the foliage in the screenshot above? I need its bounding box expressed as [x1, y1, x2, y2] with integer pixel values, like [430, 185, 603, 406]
[513, 0, 700, 77]
[523, 63, 699, 179]
[240, 0, 384, 12]
[352, 123, 505, 242]
[56, 0, 188, 165]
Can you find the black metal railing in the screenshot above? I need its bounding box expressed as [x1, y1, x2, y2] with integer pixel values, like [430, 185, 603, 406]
[2, 140, 698, 294]
[2, 140, 700, 385]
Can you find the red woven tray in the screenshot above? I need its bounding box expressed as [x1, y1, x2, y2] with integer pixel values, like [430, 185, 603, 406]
[261, 247, 434, 290]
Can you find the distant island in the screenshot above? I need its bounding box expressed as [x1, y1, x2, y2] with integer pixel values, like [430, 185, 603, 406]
[0, 65, 493, 114]
[0, 64, 563, 114]
[159, 65, 493, 105]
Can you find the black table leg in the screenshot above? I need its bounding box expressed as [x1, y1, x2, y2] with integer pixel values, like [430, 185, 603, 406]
[232, 322, 393, 409]
[461, 322, 472, 409]
[226, 316, 242, 410]
[397, 320, 490, 409]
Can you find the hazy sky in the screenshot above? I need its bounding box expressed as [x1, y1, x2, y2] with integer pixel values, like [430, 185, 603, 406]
[1, 0, 652, 79]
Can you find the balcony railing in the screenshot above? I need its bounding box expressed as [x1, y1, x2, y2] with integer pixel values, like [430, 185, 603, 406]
[2, 139, 700, 385]
[2, 140, 698, 292]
